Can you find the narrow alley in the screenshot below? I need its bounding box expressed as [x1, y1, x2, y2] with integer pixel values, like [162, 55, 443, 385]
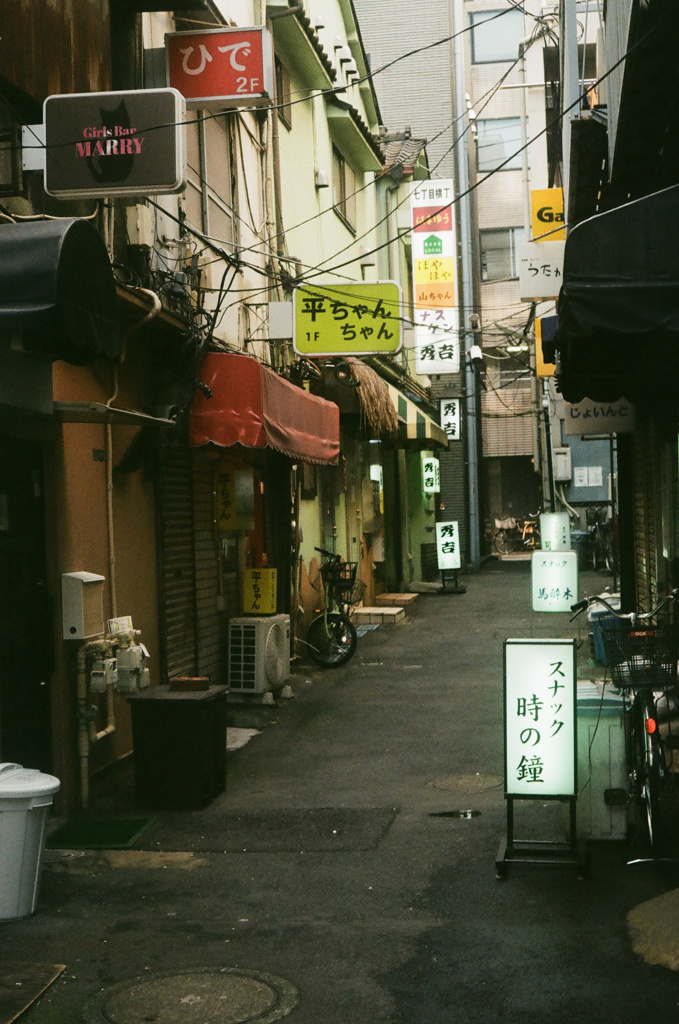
[6, 561, 679, 1024]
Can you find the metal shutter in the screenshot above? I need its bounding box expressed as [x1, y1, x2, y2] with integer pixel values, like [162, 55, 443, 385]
[192, 452, 223, 683]
[632, 424, 658, 613]
[159, 447, 198, 678]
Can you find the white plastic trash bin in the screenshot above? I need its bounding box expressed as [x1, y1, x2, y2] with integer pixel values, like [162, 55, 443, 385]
[0, 763, 60, 921]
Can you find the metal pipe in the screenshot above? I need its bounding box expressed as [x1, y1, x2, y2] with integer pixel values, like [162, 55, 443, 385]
[451, 0, 480, 571]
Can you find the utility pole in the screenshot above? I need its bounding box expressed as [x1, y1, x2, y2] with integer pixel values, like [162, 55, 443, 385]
[451, 0, 481, 571]
[560, 0, 579, 223]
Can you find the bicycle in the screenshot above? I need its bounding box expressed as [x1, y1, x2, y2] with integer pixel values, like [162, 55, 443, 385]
[587, 507, 615, 572]
[304, 547, 366, 668]
[570, 590, 679, 854]
[494, 511, 541, 555]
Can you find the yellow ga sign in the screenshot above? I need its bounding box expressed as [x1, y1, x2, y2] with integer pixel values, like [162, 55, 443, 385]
[293, 282, 402, 356]
[531, 188, 565, 242]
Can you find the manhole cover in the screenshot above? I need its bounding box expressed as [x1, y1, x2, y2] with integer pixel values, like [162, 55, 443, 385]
[82, 967, 298, 1024]
[428, 774, 502, 794]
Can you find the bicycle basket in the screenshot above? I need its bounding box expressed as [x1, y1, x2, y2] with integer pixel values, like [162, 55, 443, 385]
[320, 560, 358, 592]
[600, 623, 679, 689]
[347, 578, 366, 606]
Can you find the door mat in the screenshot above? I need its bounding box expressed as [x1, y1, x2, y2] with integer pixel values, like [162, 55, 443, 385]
[46, 816, 155, 850]
[136, 806, 398, 853]
[0, 963, 65, 1024]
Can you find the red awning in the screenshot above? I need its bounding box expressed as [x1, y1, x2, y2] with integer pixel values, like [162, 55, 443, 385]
[189, 352, 340, 465]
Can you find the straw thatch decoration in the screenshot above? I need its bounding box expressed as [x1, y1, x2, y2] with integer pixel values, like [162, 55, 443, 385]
[344, 357, 398, 437]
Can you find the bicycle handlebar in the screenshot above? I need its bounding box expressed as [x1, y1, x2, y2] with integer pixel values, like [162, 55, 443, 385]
[569, 589, 679, 624]
[314, 546, 339, 561]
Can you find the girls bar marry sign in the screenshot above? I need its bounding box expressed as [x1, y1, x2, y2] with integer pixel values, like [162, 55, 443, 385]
[166, 27, 274, 108]
[410, 180, 460, 376]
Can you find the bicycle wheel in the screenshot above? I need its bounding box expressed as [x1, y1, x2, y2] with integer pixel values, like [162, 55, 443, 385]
[633, 691, 666, 852]
[306, 613, 357, 667]
[494, 530, 511, 555]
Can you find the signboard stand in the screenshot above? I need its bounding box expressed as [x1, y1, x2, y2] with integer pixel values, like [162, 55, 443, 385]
[496, 638, 586, 879]
[439, 569, 466, 594]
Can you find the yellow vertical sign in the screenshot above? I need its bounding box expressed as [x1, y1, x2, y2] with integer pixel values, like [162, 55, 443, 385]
[243, 568, 277, 614]
[531, 188, 565, 242]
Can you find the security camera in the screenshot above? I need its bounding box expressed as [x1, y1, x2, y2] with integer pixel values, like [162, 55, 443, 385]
[469, 314, 481, 332]
[469, 344, 483, 364]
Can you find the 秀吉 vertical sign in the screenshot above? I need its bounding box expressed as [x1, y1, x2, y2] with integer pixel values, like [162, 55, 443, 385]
[411, 180, 459, 375]
[504, 638, 576, 798]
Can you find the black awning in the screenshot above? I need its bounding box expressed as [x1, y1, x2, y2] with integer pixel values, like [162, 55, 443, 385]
[554, 184, 679, 404]
[0, 218, 120, 365]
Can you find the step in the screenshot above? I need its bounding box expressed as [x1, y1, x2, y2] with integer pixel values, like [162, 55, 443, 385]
[375, 593, 419, 607]
[352, 606, 405, 626]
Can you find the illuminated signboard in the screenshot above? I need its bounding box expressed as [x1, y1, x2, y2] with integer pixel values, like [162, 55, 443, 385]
[293, 283, 402, 357]
[243, 568, 277, 615]
[539, 512, 570, 552]
[44, 89, 185, 199]
[504, 638, 577, 798]
[166, 26, 274, 109]
[411, 180, 460, 375]
[531, 550, 578, 612]
[531, 188, 565, 242]
[421, 454, 440, 494]
[436, 520, 460, 570]
[439, 398, 460, 441]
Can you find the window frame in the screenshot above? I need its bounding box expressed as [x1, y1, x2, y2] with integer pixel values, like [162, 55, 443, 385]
[331, 145, 357, 233]
[469, 9, 525, 64]
[475, 117, 527, 172]
[275, 55, 292, 131]
[479, 226, 525, 283]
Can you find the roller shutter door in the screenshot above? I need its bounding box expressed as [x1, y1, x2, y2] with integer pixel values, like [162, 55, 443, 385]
[159, 447, 197, 679]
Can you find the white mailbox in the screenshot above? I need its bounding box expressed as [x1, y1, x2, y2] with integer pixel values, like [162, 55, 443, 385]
[61, 572, 105, 639]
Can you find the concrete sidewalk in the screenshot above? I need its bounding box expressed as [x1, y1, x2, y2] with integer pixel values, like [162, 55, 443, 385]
[5, 559, 679, 1024]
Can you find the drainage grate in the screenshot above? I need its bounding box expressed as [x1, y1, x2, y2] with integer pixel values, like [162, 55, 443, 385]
[429, 809, 481, 820]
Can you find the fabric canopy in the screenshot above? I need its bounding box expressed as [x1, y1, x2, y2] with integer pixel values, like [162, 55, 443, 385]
[386, 383, 448, 448]
[554, 184, 679, 404]
[0, 218, 120, 364]
[189, 352, 340, 465]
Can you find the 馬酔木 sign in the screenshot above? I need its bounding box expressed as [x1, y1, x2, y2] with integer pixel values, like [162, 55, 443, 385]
[504, 638, 576, 798]
[166, 26, 273, 109]
[531, 550, 578, 612]
[293, 283, 402, 357]
[44, 89, 185, 199]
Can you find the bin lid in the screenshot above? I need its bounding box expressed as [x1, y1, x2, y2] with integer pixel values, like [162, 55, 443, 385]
[0, 763, 60, 798]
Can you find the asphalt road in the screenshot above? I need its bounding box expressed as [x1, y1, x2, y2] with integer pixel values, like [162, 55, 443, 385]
[5, 559, 679, 1024]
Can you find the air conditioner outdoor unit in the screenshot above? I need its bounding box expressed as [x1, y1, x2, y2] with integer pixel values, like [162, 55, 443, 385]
[228, 614, 291, 694]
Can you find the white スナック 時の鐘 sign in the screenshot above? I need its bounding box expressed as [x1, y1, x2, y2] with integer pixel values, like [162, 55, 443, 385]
[504, 638, 576, 798]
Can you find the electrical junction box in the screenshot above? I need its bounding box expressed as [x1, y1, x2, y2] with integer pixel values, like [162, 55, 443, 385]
[553, 446, 572, 482]
[125, 204, 154, 248]
[61, 571, 105, 639]
[268, 302, 293, 340]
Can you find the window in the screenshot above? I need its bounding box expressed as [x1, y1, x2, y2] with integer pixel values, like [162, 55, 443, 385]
[480, 227, 525, 282]
[332, 146, 356, 231]
[469, 9, 524, 64]
[476, 118, 527, 172]
[275, 56, 292, 130]
[185, 113, 236, 245]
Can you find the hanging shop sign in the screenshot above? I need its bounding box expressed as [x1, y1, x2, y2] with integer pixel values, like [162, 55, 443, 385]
[518, 241, 565, 301]
[44, 89, 186, 199]
[215, 465, 255, 532]
[564, 398, 636, 436]
[421, 454, 440, 494]
[504, 638, 577, 798]
[411, 180, 460, 375]
[531, 550, 578, 613]
[166, 26, 274, 109]
[539, 512, 570, 552]
[293, 282, 402, 357]
[436, 520, 461, 571]
[531, 188, 565, 242]
[439, 398, 460, 441]
[243, 568, 277, 615]
[535, 316, 558, 378]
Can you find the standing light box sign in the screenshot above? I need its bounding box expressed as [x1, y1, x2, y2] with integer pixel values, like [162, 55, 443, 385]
[166, 26, 274, 109]
[411, 180, 460, 375]
[293, 283, 402, 356]
[436, 521, 461, 571]
[539, 512, 570, 552]
[504, 638, 577, 798]
[421, 455, 440, 493]
[44, 89, 186, 199]
[440, 398, 461, 441]
[531, 550, 578, 612]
